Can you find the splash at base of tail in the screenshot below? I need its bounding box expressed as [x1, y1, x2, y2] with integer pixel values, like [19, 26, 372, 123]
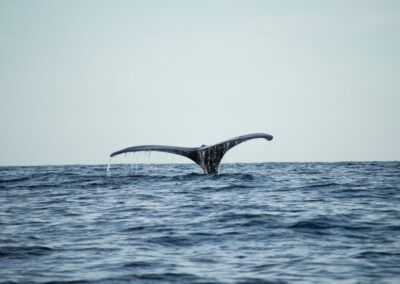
[110, 133, 273, 174]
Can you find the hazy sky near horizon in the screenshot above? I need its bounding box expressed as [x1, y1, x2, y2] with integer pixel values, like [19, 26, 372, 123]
[1, 0, 399, 166]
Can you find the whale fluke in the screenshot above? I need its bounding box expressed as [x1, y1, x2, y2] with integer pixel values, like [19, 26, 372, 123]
[110, 133, 273, 174]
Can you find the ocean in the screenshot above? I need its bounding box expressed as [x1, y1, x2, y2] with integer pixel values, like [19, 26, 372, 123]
[1, 162, 399, 283]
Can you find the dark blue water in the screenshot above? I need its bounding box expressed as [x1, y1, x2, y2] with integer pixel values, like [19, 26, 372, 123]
[1, 162, 399, 283]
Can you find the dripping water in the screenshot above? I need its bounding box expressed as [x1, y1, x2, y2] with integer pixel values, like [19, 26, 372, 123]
[106, 158, 111, 176]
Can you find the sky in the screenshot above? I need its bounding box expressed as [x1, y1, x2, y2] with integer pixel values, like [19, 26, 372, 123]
[0, 0, 399, 166]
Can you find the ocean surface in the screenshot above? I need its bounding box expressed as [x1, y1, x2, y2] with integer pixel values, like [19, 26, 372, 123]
[1, 162, 399, 283]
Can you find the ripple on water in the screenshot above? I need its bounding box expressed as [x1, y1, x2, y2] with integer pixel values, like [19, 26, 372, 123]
[0, 162, 399, 283]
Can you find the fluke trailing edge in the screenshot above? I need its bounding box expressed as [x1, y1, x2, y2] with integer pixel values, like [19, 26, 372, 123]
[110, 133, 273, 174]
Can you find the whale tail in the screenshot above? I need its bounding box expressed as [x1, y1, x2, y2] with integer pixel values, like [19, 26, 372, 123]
[110, 133, 273, 174]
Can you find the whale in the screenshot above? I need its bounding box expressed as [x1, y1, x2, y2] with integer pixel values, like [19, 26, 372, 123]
[110, 133, 273, 174]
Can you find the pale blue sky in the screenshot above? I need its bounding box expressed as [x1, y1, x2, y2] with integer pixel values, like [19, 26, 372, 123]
[1, 0, 399, 165]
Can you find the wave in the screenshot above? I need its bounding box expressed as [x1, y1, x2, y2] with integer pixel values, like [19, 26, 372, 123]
[0, 246, 53, 258]
[122, 261, 153, 268]
[289, 220, 337, 230]
[1, 162, 399, 284]
[354, 251, 400, 260]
